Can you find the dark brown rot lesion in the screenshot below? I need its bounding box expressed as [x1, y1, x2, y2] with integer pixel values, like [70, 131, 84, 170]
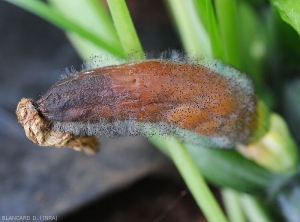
[34, 60, 257, 145]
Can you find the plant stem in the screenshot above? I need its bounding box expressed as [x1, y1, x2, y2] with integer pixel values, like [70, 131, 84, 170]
[107, 0, 144, 60]
[163, 137, 228, 222]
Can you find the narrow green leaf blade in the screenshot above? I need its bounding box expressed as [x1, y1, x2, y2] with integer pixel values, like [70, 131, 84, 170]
[107, 0, 144, 60]
[215, 0, 241, 68]
[194, 0, 223, 58]
[165, 137, 228, 222]
[164, 0, 211, 57]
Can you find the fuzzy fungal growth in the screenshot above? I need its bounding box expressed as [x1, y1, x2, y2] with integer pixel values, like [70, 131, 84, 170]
[17, 58, 257, 150]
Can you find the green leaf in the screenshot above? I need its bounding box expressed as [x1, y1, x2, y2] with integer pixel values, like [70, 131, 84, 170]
[49, 0, 123, 60]
[193, 0, 223, 58]
[271, 0, 300, 35]
[164, 137, 228, 222]
[240, 194, 273, 222]
[215, 0, 241, 68]
[222, 189, 247, 222]
[186, 144, 277, 196]
[107, 0, 144, 60]
[164, 0, 211, 57]
[6, 0, 125, 58]
[151, 133, 277, 196]
[238, 1, 266, 96]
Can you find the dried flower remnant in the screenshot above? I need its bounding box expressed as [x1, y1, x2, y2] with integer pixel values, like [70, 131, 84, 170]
[16, 58, 257, 150]
[16, 98, 98, 154]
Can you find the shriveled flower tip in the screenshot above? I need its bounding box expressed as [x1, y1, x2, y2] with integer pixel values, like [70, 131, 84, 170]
[16, 98, 99, 154]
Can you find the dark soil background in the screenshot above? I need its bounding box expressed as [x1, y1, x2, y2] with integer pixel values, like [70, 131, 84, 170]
[59, 176, 209, 222]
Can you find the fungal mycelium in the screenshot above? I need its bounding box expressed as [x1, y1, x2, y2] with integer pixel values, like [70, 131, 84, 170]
[16, 56, 257, 153]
